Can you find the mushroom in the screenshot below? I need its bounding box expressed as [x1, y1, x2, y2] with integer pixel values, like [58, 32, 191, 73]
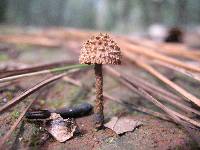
[79, 33, 122, 129]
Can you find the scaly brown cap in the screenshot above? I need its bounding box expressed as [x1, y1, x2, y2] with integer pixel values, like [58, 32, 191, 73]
[79, 33, 122, 65]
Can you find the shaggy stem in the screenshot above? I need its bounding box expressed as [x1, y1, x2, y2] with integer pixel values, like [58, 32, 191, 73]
[94, 64, 104, 129]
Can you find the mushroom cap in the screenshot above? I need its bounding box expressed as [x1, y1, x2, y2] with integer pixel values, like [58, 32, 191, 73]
[79, 33, 122, 65]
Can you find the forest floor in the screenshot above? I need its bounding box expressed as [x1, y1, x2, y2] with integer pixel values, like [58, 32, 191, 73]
[0, 27, 199, 150]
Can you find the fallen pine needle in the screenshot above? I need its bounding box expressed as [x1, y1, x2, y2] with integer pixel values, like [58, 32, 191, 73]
[119, 40, 200, 73]
[153, 60, 200, 83]
[0, 60, 75, 78]
[0, 69, 79, 113]
[0, 64, 90, 83]
[105, 66, 200, 116]
[105, 66, 182, 102]
[134, 59, 200, 107]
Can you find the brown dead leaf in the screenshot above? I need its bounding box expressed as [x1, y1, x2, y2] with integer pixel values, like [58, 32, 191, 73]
[104, 116, 142, 134]
[46, 113, 77, 142]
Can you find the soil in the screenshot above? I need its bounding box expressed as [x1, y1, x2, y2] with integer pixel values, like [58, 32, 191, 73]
[7, 114, 198, 150]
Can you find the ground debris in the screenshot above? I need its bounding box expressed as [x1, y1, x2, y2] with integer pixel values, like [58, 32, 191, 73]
[104, 116, 142, 135]
[46, 113, 77, 142]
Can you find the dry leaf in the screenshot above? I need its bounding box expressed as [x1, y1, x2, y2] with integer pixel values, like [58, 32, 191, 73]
[104, 116, 142, 134]
[46, 113, 77, 142]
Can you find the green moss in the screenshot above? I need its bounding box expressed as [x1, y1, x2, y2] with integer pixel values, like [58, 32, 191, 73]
[11, 110, 20, 119]
[29, 124, 44, 147]
[105, 137, 116, 144]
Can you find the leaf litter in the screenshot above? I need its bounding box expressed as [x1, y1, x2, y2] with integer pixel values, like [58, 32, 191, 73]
[104, 116, 142, 135]
[45, 113, 77, 143]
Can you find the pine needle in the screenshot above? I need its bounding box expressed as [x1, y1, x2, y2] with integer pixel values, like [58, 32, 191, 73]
[0, 69, 80, 113]
[134, 59, 200, 107]
[0, 64, 91, 83]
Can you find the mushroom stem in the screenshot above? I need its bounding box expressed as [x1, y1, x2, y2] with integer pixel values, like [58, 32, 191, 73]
[94, 64, 104, 129]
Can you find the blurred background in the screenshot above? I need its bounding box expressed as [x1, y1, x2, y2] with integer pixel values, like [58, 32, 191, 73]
[0, 0, 200, 45]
